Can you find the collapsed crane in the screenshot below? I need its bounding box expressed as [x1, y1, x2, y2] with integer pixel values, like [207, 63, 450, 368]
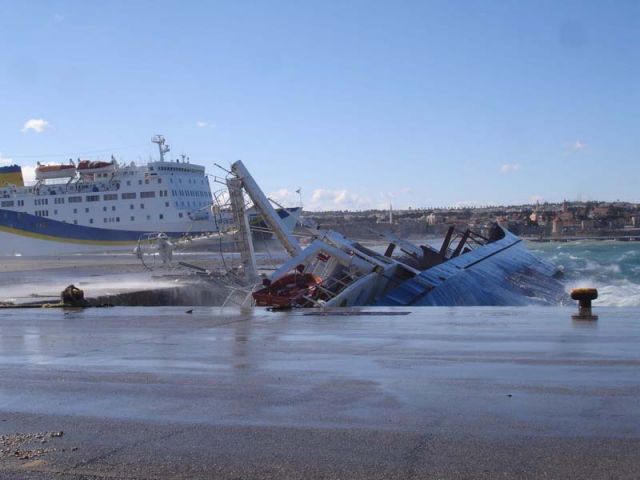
[226, 160, 302, 281]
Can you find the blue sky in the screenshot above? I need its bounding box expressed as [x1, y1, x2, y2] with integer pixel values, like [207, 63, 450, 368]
[1, 0, 638, 210]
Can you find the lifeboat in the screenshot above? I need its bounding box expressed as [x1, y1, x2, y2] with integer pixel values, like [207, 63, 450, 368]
[35, 163, 76, 180]
[253, 270, 323, 307]
[77, 159, 117, 175]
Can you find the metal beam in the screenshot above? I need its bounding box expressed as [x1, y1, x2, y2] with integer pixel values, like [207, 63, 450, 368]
[226, 176, 258, 281]
[439, 226, 455, 258]
[231, 161, 302, 257]
[451, 229, 471, 258]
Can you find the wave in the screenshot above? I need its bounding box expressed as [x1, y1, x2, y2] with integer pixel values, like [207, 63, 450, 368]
[532, 240, 640, 307]
[564, 279, 640, 307]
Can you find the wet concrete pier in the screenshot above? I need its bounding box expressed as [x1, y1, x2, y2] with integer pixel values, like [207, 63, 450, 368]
[0, 252, 285, 306]
[1, 306, 639, 479]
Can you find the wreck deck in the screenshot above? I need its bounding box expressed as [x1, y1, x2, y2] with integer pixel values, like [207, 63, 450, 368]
[1, 306, 638, 479]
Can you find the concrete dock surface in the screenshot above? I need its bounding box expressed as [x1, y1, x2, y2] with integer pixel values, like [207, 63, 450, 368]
[0, 252, 286, 306]
[0, 306, 639, 479]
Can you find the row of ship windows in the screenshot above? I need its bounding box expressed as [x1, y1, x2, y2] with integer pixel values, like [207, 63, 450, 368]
[2, 189, 208, 208]
[30, 200, 208, 218]
[100, 214, 167, 223]
[5, 191, 154, 206]
[34, 204, 189, 215]
[130, 178, 161, 185]
[171, 190, 208, 198]
[152, 166, 202, 174]
[6, 174, 202, 194]
[2, 200, 25, 207]
[123, 176, 205, 185]
[35, 213, 185, 223]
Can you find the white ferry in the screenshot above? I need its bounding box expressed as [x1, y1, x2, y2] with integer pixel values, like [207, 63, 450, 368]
[0, 136, 299, 255]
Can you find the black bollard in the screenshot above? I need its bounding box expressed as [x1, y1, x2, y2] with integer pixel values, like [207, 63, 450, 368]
[60, 284, 89, 307]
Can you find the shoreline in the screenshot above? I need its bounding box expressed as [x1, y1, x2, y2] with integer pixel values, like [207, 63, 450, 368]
[525, 235, 640, 242]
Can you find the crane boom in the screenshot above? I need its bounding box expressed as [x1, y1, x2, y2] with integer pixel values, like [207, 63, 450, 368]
[230, 161, 302, 258]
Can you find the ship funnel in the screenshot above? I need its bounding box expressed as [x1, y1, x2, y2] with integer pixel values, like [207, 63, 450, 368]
[0, 165, 24, 187]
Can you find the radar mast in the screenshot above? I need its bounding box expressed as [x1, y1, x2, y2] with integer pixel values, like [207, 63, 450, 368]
[151, 135, 170, 162]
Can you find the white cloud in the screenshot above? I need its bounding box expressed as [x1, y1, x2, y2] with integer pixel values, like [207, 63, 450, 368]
[308, 188, 377, 211]
[21, 118, 50, 133]
[0, 153, 14, 166]
[196, 121, 215, 128]
[269, 188, 301, 206]
[452, 200, 483, 208]
[571, 140, 587, 152]
[500, 163, 521, 173]
[381, 187, 412, 199]
[270, 186, 413, 211]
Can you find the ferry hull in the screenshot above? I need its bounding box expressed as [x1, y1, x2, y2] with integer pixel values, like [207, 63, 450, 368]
[0, 207, 300, 256]
[0, 230, 135, 255]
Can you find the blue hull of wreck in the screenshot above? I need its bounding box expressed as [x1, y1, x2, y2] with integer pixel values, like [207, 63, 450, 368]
[377, 229, 565, 307]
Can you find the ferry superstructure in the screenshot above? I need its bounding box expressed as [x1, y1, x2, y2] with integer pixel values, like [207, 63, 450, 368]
[0, 136, 297, 255]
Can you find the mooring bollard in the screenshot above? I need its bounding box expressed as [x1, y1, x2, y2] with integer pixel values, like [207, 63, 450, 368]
[60, 284, 89, 307]
[571, 288, 598, 320]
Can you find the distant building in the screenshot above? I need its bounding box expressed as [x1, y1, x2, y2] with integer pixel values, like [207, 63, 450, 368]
[581, 220, 595, 231]
[557, 211, 573, 222]
[591, 206, 610, 218]
[426, 213, 443, 225]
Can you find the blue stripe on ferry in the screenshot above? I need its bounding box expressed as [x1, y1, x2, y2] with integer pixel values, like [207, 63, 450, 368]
[0, 207, 300, 244]
[0, 209, 186, 243]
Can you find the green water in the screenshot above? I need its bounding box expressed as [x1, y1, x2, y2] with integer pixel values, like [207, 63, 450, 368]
[528, 240, 640, 306]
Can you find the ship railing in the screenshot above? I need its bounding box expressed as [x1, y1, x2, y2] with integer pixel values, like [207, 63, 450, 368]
[315, 272, 362, 302]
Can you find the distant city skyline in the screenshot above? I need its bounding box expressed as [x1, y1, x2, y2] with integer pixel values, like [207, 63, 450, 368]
[1, 1, 638, 210]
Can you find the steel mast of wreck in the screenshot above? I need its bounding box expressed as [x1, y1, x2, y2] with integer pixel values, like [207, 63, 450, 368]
[227, 160, 302, 281]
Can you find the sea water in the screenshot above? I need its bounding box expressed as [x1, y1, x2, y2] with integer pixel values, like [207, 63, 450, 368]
[528, 240, 640, 307]
[375, 238, 640, 307]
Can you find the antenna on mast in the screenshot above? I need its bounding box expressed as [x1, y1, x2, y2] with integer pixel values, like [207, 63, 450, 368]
[151, 135, 170, 162]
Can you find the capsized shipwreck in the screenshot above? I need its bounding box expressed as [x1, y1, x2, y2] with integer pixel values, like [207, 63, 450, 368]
[253, 225, 566, 307]
[226, 161, 566, 308]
